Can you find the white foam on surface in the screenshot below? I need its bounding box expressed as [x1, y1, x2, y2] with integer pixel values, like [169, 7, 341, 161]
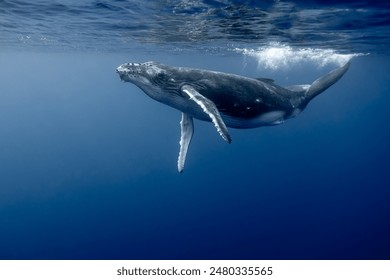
[235, 43, 366, 70]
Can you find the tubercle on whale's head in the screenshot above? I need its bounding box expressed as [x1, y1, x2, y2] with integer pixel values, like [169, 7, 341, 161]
[116, 62, 150, 83]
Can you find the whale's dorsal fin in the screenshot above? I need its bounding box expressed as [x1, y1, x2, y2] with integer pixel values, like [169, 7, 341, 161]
[181, 85, 231, 143]
[178, 113, 194, 173]
[256, 78, 274, 84]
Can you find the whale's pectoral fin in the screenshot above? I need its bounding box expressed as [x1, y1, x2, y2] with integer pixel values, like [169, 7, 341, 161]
[178, 113, 194, 173]
[181, 85, 231, 143]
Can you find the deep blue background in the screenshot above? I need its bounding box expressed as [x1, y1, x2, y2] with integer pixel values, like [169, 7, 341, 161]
[0, 51, 389, 259]
[0, 0, 390, 262]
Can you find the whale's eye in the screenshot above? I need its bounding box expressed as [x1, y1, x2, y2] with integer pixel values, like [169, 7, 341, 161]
[156, 72, 167, 81]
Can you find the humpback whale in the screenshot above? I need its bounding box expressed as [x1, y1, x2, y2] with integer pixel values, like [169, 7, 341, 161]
[116, 61, 350, 172]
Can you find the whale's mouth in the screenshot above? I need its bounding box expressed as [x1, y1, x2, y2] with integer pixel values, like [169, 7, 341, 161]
[115, 65, 124, 73]
[116, 66, 130, 81]
[115, 65, 126, 77]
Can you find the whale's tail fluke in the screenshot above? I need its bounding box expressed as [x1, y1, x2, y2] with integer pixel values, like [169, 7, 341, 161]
[304, 61, 351, 104]
[286, 61, 351, 110]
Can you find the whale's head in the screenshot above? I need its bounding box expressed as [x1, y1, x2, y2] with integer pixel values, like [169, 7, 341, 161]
[116, 61, 163, 83]
[116, 61, 182, 99]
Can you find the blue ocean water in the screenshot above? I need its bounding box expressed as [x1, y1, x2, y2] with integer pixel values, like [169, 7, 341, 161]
[0, 0, 389, 260]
